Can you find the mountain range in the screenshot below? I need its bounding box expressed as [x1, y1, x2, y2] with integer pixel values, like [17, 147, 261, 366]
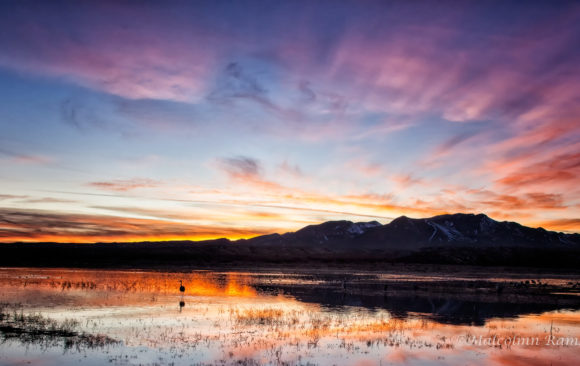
[240, 213, 580, 249]
[1, 213, 579, 268]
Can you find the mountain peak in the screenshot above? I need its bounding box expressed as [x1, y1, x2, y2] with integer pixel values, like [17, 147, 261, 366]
[389, 215, 414, 225]
[285, 219, 382, 245]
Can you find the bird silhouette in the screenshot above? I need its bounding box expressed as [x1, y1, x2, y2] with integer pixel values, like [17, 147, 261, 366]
[179, 280, 185, 293]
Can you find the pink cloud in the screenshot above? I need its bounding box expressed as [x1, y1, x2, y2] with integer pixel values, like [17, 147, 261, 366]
[0, 148, 53, 165]
[0, 3, 218, 102]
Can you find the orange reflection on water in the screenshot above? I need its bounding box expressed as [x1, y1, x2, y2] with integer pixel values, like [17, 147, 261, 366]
[180, 274, 256, 297]
[219, 306, 580, 365]
[0, 268, 256, 305]
[2, 268, 580, 366]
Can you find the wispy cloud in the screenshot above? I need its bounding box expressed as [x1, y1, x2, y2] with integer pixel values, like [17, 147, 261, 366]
[277, 160, 303, 177]
[216, 156, 262, 180]
[495, 152, 580, 191]
[0, 208, 275, 243]
[17, 197, 77, 204]
[0, 1, 215, 103]
[0, 147, 52, 164]
[215, 156, 286, 191]
[0, 194, 28, 201]
[88, 178, 161, 192]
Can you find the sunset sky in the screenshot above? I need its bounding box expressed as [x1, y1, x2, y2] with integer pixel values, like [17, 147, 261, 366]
[1, 0, 579, 242]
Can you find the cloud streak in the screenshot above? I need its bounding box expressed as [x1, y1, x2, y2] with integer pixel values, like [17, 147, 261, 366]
[0, 208, 274, 243]
[88, 178, 162, 192]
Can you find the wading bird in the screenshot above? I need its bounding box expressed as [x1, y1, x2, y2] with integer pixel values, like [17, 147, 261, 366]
[179, 280, 185, 293]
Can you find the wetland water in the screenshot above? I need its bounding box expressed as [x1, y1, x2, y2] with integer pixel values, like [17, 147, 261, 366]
[1, 267, 580, 365]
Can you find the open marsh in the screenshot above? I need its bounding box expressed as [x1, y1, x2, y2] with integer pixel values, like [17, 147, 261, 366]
[1, 267, 580, 365]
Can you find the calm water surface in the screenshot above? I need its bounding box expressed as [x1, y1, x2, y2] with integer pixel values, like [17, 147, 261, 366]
[1, 268, 579, 365]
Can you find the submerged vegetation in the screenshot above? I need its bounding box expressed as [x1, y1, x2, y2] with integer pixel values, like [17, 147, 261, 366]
[0, 304, 118, 350]
[234, 308, 286, 326]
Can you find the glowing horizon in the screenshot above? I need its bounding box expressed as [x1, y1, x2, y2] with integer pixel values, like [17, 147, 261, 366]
[1, 1, 579, 243]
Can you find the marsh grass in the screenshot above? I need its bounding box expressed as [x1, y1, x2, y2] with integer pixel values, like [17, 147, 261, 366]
[234, 308, 286, 326]
[0, 304, 118, 350]
[219, 304, 455, 365]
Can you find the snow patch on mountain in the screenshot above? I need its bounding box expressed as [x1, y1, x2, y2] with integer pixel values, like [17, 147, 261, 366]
[347, 221, 381, 235]
[427, 220, 463, 242]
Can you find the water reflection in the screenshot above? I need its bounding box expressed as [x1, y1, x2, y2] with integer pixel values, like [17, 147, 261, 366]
[264, 284, 580, 326]
[0, 268, 579, 366]
[253, 273, 580, 325]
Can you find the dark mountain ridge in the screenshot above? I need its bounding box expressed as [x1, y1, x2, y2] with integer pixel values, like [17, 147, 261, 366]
[241, 213, 580, 250]
[1, 213, 579, 268]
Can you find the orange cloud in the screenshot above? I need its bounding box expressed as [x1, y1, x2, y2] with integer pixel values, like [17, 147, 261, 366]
[530, 218, 580, 233]
[0, 208, 275, 243]
[495, 152, 580, 190]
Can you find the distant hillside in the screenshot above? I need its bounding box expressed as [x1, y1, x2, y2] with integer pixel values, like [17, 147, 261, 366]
[1, 213, 579, 269]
